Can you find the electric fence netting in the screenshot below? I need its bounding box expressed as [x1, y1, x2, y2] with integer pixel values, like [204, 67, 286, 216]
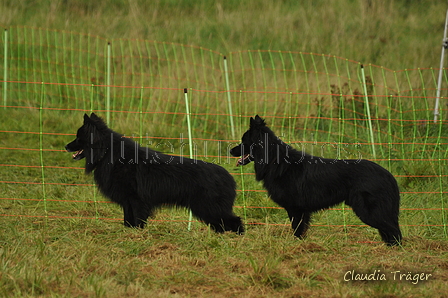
[0, 27, 447, 241]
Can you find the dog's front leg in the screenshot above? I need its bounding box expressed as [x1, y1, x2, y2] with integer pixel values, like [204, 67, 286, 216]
[123, 201, 136, 227]
[286, 209, 311, 238]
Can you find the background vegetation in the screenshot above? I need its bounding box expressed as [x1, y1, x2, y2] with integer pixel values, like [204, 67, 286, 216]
[0, 0, 445, 70]
[1, 0, 448, 297]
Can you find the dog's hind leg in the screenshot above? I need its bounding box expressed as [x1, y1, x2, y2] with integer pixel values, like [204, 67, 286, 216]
[360, 217, 402, 246]
[351, 194, 402, 246]
[286, 208, 311, 238]
[189, 204, 244, 234]
[219, 215, 245, 234]
[195, 213, 244, 234]
[378, 225, 402, 246]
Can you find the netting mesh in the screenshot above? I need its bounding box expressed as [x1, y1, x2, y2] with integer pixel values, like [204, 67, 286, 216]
[1, 27, 447, 239]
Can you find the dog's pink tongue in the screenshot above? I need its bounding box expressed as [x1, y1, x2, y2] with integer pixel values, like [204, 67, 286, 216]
[236, 158, 242, 166]
[72, 150, 83, 159]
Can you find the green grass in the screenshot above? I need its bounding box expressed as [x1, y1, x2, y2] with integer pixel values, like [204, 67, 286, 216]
[1, 218, 448, 297]
[1, 0, 448, 297]
[0, 0, 444, 70]
[1, 102, 447, 297]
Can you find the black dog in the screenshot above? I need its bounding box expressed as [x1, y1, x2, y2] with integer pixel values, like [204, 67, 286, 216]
[66, 113, 244, 234]
[230, 115, 402, 245]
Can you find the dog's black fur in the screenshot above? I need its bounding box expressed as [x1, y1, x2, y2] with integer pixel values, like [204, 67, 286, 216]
[66, 113, 244, 234]
[230, 115, 402, 245]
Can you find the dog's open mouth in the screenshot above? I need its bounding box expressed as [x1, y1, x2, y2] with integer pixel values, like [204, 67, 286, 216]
[72, 149, 84, 160]
[236, 154, 252, 166]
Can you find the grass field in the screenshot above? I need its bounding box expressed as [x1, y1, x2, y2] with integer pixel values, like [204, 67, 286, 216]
[1, 218, 448, 297]
[0, 0, 445, 69]
[1, 107, 448, 297]
[1, 0, 448, 297]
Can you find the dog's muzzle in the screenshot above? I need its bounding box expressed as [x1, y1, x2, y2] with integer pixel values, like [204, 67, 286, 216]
[65, 144, 85, 160]
[236, 153, 253, 166]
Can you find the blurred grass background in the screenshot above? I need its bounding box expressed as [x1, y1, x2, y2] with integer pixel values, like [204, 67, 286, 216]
[0, 0, 445, 69]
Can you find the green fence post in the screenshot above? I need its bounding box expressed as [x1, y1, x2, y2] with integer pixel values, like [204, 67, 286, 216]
[39, 82, 48, 223]
[106, 42, 111, 123]
[3, 29, 8, 109]
[433, 9, 448, 122]
[184, 88, 194, 231]
[223, 56, 235, 139]
[360, 64, 376, 159]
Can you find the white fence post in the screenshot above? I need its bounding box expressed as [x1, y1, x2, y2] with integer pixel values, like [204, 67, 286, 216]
[434, 9, 448, 123]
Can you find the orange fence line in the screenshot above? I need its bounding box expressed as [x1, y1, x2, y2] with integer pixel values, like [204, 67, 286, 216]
[3, 103, 447, 124]
[0, 164, 84, 170]
[0, 213, 444, 228]
[3, 79, 442, 101]
[0, 181, 95, 187]
[0, 178, 447, 194]
[0, 197, 110, 204]
[0, 198, 444, 212]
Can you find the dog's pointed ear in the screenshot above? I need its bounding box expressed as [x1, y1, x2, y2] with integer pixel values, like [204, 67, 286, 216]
[89, 113, 105, 125]
[251, 115, 266, 128]
[87, 112, 108, 130]
[83, 113, 90, 124]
